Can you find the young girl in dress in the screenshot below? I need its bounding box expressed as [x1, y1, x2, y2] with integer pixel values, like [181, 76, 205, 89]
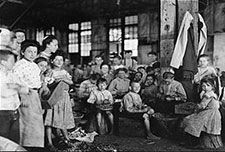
[39, 35, 58, 60]
[87, 78, 114, 135]
[181, 77, 221, 148]
[193, 54, 217, 103]
[13, 40, 45, 150]
[44, 50, 75, 151]
[34, 57, 52, 103]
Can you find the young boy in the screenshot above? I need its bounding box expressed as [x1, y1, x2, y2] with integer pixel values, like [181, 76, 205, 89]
[108, 68, 130, 99]
[194, 54, 217, 84]
[122, 50, 137, 70]
[147, 52, 159, 68]
[91, 55, 104, 74]
[157, 69, 187, 114]
[87, 78, 114, 135]
[122, 81, 160, 140]
[78, 73, 99, 99]
[0, 49, 28, 144]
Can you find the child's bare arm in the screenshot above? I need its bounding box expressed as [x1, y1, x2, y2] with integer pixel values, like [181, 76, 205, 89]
[7, 83, 29, 94]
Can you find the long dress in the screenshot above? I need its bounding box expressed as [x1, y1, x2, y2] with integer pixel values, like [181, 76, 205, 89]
[13, 58, 44, 147]
[44, 70, 75, 129]
[182, 92, 221, 137]
[19, 90, 44, 147]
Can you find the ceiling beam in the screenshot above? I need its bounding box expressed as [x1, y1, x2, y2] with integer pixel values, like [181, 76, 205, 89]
[6, 0, 23, 4]
[9, 0, 36, 28]
[0, 1, 7, 8]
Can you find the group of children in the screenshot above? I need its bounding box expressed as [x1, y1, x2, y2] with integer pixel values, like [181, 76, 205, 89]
[0, 26, 223, 151]
[77, 52, 223, 149]
[0, 27, 75, 151]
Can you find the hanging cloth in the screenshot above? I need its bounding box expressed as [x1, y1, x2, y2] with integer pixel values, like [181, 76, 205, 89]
[197, 13, 207, 56]
[170, 11, 193, 69]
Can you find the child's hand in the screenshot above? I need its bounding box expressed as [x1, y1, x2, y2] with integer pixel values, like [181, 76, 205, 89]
[20, 99, 29, 107]
[194, 104, 201, 113]
[165, 95, 174, 101]
[147, 107, 154, 115]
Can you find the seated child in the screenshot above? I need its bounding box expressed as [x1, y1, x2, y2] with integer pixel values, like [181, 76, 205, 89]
[108, 68, 130, 99]
[111, 55, 124, 75]
[100, 63, 113, 86]
[87, 78, 114, 135]
[78, 73, 99, 99]
[137, 66, 147, 83]
[194, 54, 217, 84]
[141, 74, 158, 109]
[122, 81, 160, 140]
[181, 77, 221, 147]
[157, 69, 187, 114]
[193, 54, 217, 102]
[132, 71, 143, 85]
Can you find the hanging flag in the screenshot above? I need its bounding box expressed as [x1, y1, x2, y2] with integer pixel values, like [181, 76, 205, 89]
[197, 13, 207, 56]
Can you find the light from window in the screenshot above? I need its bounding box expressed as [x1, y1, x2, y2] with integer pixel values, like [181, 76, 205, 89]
[68, 32, 79, 53]
[81, 43, 91, 56]
[125, 15, 138, 25]
[81, 22, 91, 56]
[69, 23, 79, 31]
[110, 18, 121, 27]
[81, 22, 91, 30]
[46, 27, 55, 35]
[68, 23, 79, 53]
[125, 39, 138, 56]
[125, 26, 138, 39]
[36, 29, 44, 45]
[109, 28, 122, 42]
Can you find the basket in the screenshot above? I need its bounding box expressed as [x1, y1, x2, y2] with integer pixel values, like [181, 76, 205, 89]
[96, 104, 113, 111]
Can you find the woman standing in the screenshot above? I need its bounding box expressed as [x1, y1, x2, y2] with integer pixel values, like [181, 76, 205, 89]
[13, 40, 45, 150]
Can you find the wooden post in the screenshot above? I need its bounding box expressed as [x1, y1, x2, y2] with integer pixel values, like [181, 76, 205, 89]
[159, 0, 176, 72]
[159, 0, 199, 70]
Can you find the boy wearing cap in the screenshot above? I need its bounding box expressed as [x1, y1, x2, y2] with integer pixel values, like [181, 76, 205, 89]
[157, 69, 187, 114]
[0, 49, 28, 144]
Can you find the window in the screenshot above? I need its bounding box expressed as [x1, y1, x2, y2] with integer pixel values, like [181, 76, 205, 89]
[109, 18, 122, 56]
[109, 16, 138, 57]
[68, 22, 92, 56]
[46, 27, 55, 35]
[36, 29, 44, 45]
[36, 27, 55, 45]
[124, 15, 138, 56]
[81, 22, 91, 56]
[68, 23, 79, 53]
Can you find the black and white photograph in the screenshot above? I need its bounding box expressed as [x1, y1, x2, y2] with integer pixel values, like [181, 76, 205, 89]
[1, 0, 225, 151]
